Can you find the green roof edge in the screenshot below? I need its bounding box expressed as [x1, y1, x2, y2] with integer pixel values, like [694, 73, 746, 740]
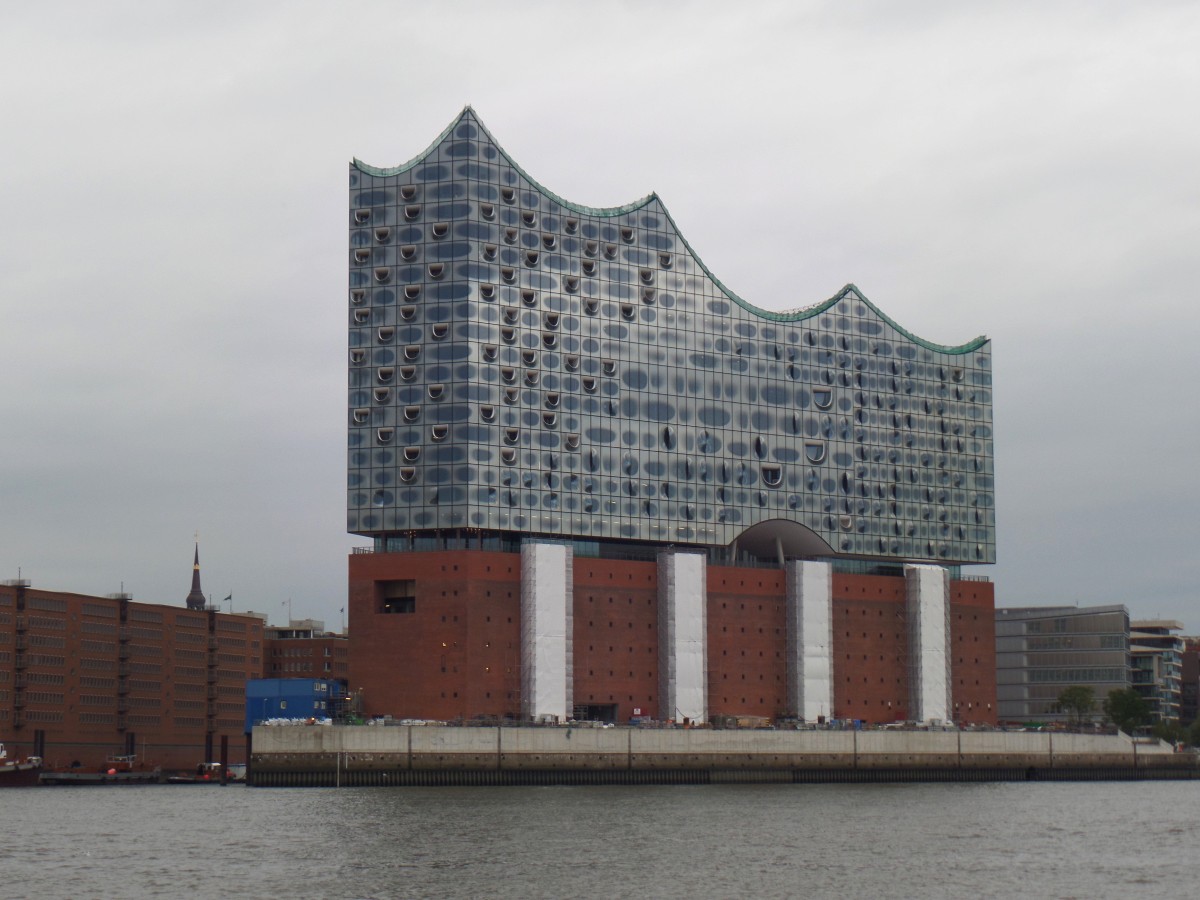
[353, 108, 990, 357]
[656, 201, 990, 355]
[352, 106, 655, 217]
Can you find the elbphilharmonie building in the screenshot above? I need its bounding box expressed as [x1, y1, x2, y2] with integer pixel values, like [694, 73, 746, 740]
[346, 109, 996, 727]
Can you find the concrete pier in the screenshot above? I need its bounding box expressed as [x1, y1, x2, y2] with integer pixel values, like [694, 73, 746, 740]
[249, 726, 1197, 786]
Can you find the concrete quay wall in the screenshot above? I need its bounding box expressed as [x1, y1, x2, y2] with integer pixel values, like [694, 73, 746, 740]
[250, 726, 1196, 784]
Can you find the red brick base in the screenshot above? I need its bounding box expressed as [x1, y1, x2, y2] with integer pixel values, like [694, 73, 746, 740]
[349, 551, 997, 726]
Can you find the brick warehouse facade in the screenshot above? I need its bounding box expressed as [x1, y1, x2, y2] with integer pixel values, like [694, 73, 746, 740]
[348, 550, 996, 726]
[346, 109, 997, 727]
[0, 580, 263, 770]
[264, 621, 350, 686]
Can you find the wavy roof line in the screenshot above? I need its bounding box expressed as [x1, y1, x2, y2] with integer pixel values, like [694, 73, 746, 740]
[353, 107, 989, 355]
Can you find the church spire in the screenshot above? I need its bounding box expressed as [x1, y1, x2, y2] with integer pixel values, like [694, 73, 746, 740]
[185, 540, 207, 610]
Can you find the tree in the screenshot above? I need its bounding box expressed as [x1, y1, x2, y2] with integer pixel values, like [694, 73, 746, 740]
[1103, 688, 1152, 734]
[1057, 686, 1095, 727]
[1152, 720, 1184, 745]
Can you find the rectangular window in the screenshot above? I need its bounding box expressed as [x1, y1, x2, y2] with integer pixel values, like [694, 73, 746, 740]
[378, 580, 416, 614]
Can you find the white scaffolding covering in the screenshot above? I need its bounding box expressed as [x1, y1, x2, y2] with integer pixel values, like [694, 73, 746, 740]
[905, 564, 952, 724]
[520, 541, 573, 722]
[786, 560, 833, 722]
[657, 551, 707, 723]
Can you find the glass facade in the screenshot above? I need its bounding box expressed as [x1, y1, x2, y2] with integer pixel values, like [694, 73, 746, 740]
[994, 606, 1131, 722]
[347, 108, 995, 565]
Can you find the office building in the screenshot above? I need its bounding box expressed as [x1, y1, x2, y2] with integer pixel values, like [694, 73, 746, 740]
[994, 605, 1130, 723]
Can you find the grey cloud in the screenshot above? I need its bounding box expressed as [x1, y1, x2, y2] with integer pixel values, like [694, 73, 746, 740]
[2, 0, 1197, 629]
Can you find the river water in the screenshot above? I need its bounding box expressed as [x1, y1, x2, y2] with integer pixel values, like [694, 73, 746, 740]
[3, 781, 1196, 899]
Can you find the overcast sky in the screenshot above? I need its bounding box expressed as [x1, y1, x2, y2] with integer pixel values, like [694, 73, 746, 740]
[2, 1, 1197, 632]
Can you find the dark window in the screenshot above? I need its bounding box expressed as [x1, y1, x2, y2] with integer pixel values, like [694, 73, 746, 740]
[378, 580, 416, 614]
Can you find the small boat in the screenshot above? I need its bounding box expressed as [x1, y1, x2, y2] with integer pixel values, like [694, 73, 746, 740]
[0, 743, 43, 787]
[38, 752, 163, 786]
[167, 762, 246, 784]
